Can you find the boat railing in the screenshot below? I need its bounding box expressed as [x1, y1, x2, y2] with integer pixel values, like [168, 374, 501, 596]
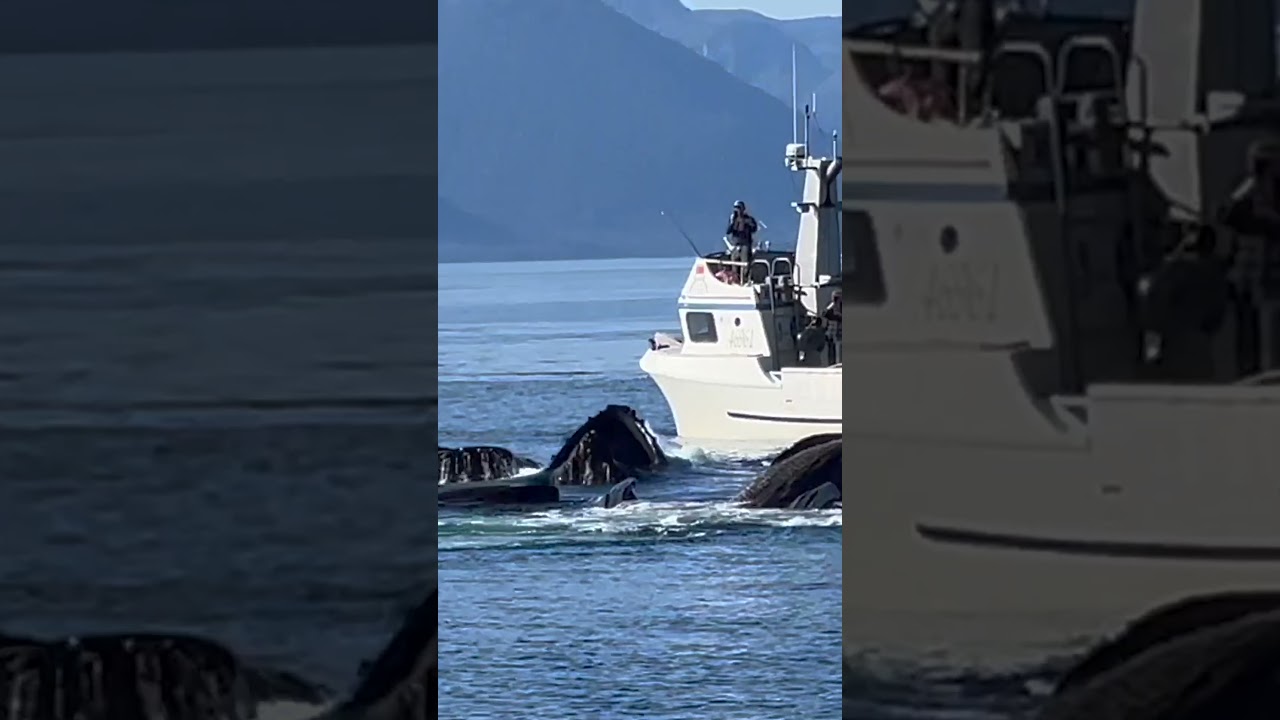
[845, 38, 983, 66]
[702, 256, 793, 287]
[702, 257, 748, 283]
[846, 37, 985, 122]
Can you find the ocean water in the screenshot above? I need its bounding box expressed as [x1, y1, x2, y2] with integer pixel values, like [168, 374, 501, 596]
[437, 257, 1088, 720]
[0, 235, 435, 695]
[437, 256, 842, 720]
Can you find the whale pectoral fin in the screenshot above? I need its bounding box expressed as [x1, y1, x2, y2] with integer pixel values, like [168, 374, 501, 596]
[622, 480, 639, 502]
[598, 478, 640, 508]
[787, 482, 841, 510]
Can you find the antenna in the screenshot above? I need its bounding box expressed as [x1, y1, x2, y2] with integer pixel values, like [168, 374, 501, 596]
[803, 102, 810, 147]
[790, 44, 798, 144]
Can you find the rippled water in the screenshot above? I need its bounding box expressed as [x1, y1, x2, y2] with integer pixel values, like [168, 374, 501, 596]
[0, 236, 434, 692]
[437, 257, 1097, 720]
[438, 257, 841, 719]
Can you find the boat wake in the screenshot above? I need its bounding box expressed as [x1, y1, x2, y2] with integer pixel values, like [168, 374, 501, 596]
[659, 434, 789, 466]
[438, 498, 840, 552]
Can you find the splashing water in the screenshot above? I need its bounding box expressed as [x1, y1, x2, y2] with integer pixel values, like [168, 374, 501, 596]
[440, 498, 841, 552]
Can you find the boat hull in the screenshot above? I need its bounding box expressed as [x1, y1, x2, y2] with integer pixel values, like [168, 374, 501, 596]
[640, 350, 841, 448]
[843, 426, 1280, 656]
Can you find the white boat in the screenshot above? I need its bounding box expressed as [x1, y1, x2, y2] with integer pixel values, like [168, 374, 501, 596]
[842, 0, 1280, 648]
[639, 125, 843, 447]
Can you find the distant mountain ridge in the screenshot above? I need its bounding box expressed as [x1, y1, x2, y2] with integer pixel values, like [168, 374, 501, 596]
[438, 0, 1144, 263]
[603, 0, 841, 131]
[438, 0, 802, 262]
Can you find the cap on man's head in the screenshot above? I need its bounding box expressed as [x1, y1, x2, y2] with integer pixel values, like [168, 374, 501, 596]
[733, 200, 746, 209]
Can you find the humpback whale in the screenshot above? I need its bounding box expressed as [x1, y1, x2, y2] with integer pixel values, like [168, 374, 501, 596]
[736, 434, 841, 509]
[437, 405, 667, 505]
[0, 631, 333, 720]
[540, 404, 666, 486]
[437, 478, 560, 507]
[595, 477, 639, 509]
[438, 477, 642, 510]
[437, 446, 539, 483]
[320, 588, 437, 720]
[0, 588, 441, 720]
[1039, 592, 1280, 719]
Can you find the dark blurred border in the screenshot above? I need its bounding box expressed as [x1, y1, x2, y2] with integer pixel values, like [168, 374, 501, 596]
[0, 0, 437, 54]
[0, 0, 439, 692]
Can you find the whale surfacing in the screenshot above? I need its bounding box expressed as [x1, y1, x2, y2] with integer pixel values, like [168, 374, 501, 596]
[437, 477, 560, 507]
[437, 405, 667, 506]
[736, 434, 841, 509]
[1039, 591, 1280, 720]
[324, 588, 437, 720]
[0, 587, 441, 720]
[544, 404, 667, 486]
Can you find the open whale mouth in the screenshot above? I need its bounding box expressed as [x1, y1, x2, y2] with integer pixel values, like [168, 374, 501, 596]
[438, 445, 541, 484]
[0, 584, 440, 720]
[0, 633, 336, 720]
[540, 404, 668, 486]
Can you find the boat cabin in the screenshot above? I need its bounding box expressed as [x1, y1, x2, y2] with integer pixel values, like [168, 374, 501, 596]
[665, 140, 844, 372]
[843, 0, 1280, 393]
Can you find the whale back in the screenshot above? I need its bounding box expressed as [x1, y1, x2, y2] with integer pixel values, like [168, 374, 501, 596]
[1039, 606, 1280, 720]
[546, 405, 666, 486]
[1054, 591, 1280, 695]
[769, 433, 841, 467]
[737, 436, 842, 508]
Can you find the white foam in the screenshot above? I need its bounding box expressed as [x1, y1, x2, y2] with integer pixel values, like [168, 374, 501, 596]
[438, 499, 840, 551]
[659, 435, 786, 466]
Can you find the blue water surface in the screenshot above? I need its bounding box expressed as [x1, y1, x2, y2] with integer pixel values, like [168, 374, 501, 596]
[436, 257, 1080, 720]
[438, 257, 843, 720]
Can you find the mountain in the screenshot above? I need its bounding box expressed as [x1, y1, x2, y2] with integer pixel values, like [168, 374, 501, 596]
[603, 0, 841, 130]
[438, 0, 799, 263]
[439, 198, 523, 262]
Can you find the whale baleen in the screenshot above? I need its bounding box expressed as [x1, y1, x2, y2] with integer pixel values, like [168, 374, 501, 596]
[437, 405, 667, 506]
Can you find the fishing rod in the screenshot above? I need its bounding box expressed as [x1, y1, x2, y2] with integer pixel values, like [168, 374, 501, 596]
[663, 209, 771, 254]
[660, 210, 704, 257]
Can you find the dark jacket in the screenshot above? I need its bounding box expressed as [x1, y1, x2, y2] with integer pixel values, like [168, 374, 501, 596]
[726, 211, 758, 244]
[1221, 179, 1280, 238]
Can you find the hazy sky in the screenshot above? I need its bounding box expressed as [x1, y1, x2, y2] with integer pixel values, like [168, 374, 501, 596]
[681, 0, 840, 19]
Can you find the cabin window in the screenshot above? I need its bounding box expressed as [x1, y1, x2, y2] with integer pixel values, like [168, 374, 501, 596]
[685, 312, 718, 343]
[843, 210, 887, 305]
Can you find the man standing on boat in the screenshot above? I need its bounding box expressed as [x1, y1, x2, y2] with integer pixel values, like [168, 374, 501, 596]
[726, 200, 758, 283]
